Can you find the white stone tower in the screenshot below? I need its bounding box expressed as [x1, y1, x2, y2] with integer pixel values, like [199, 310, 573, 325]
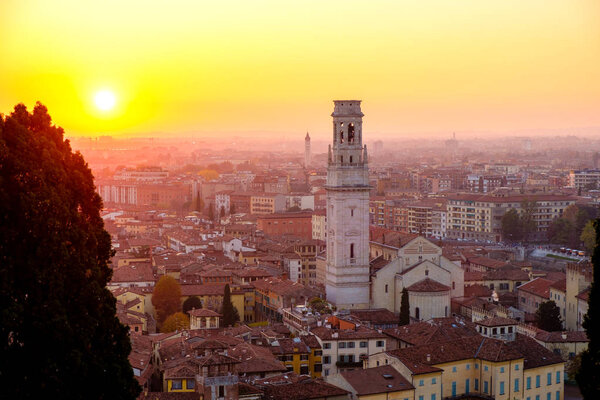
[325, 100, 370, 309]
[304, 132, 311, 168]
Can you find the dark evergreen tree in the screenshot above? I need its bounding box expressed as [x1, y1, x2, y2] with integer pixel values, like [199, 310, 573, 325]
[576, 220, 600, 398]
[399, 288, 410, 326]
[534, 301, 563, 331]
[182, 296, 202, 313]
[501, 209, 522, 242]
[221, 284, 240, 327]
[0, 103, 140, 398]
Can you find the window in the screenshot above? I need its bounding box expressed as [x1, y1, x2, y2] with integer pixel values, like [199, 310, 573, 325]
[466, 378, 470, 393]
[515, 378, 520, 392]
[300, 365, 309, 375]
[360, 341, 368, 348]
[451, 382, 457, 396]
[527, 377, 531, 389]
[484, 381, 489, 394]
[484, 365, 489, 371]
[171, 380, 182, 390]
[432, 378, 437, 384]
[431, 395, 436, 400]
[314, 364, 322, 372]
[547, 372, 552, 385]
[324, 369, 329, 376]
[475, 363, 479, 370]
[314, 350, 322, 356]
[515, 364, 520, 370]
[556, 390, 560, 400]
[187, 379, 195, 389]
[475, 378, 479, 391]
[556, 371, 561, 384]
[323, 356, 331, 364]
[466, 364, 470, 370]
[376, 340, 384, 347]
[339, 342, 346, 348]
[536, 375, 541, 388]
[385, 284, 388, 293]
[419, 379, 424, 386]
[547, 393, 551, 400]
[500, 366, 505, 373]
[300, 354, 309, 360]
[323, 343, 331, 349]
[219, 385, 225, 398]
[452, 366, 457, 372]
[347, 342, 355, 348]
[419, 396, 424, 400]
[500, 381, 505, 395]
[536, 395, 540, 400]
[350, 243, 354, 259]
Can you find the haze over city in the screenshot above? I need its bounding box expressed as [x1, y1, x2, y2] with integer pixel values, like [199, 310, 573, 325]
[1, 0, 600, 139]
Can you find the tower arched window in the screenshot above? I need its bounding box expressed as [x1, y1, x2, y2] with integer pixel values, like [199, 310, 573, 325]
[348, 123, 355, 143]
[340, 131, 344, 143]
[350, 243, 355, 259]
[415, 307, 420, 320]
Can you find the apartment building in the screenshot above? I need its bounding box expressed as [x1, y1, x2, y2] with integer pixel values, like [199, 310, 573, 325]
[446, 193, 576, 242]
[569, 169, 600, 189]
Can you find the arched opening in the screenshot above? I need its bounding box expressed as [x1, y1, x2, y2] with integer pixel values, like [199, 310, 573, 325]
[340, 130, 344, 143]
[415, 307, 420, 320]
[348, 123, 355, 143]
[350, 243, 355, 259]
[349, 156, 353, 163]
[445, 306, 448, 317]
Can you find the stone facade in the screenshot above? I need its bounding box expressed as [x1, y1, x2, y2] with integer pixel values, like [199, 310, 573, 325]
[325, 101, 371, 309]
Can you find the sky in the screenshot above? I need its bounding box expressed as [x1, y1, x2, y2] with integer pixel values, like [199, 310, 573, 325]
[1, 0, 599, 139]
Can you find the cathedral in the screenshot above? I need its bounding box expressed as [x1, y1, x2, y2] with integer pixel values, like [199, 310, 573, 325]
[324, 100, 464, 320]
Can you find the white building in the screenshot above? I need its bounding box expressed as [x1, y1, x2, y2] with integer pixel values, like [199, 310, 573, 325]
[325, 100, 371, 310]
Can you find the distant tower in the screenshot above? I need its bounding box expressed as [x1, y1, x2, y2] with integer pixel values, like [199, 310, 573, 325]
[304, 132, 311, 168]
[325, 100, 370, 309]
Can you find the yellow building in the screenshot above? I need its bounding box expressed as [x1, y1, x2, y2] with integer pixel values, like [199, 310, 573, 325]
[180, 284, 245, 324]
[163, 365, 196, 392]
[368, 334, 564, 400]
[270, 337, 323, 378]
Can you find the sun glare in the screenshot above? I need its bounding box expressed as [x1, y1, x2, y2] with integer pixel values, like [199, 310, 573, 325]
[94, 90, 116, 111]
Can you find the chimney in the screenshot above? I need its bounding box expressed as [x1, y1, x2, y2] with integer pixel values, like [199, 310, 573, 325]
[561, 332, 567, 340]
[426, 354, 431, 362]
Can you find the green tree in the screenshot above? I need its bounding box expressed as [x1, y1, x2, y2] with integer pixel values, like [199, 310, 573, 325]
[548, 217, 575, 246]
[581, 220, 597, 254]
[161, 312, 190, 333]
[182, 296, 202, 313]
[576, 220, 600, 398]
[399, 288, 410, 326]
[534, 301, 563, 332]
[520, 199, 537, 243]
[152, 276, 182, 324]
[501, 209, 522, 242]
[0, 103, 140, 398]
[221, 284, 240, 327]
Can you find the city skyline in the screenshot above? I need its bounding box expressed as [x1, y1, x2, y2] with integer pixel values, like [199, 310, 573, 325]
[1, 0, 599, 138]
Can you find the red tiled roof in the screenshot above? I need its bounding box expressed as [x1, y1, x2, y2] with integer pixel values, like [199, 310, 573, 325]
[549, 278, 566, 292]
[464, 284, 493, 298]
[188, 308, 221, 317]
[340, 365, 414, 395]
[111, 263, 154, 283]
[311, 325, 386, 341]
[518, 278, 554, 298]
[383, 317, 479, 346]
[475, 317, 517, 327]
[406, 278, 450, 293]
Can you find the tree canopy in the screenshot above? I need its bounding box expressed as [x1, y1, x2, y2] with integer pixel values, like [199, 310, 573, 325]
[161, 312, 190, 333]
[152, 275, 182, 324]
[534, 300, 563, 332]
[0, 103, 140, 398]
[576, 220, 600, 398]
[221, 284, 240, 327]
[182, 296, 202, 314]
[501, 209, 522, 242]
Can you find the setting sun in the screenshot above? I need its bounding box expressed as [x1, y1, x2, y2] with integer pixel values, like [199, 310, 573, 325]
[94, 90, 116, 112]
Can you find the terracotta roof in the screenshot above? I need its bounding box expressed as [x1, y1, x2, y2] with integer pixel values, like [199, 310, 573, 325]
[464, 284, 493, 298]
[406, 278, 450, 293]
[517, 278, 554, 298]
[311, 325, 386, 341]
[475, 317, 518, 327]
[180, 284, 242, 296]
[229, 342, 287, 374]
[467, 256, 509, 270]
[139, 393, 201, 400]
[269, 338, 310, 355]
[464, 271, 485, 282]
[341, 365, 414, 395]
[576, 288, 590, 302]
[111, 263, 154, 283]
[506, 334, 564, 369]
[484, 268, 529, 281]
[535, 330, 589, 343]
[349, 309, 398, 325]
[383, 317, 479, 346]
[188, 308, 221, 317]
[549, 278, 566, 292]
[258, 378, 350, 400]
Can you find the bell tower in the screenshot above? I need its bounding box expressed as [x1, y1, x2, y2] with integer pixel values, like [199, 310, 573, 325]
[304, 132, 311, 168]
[325, 100, 370, 309]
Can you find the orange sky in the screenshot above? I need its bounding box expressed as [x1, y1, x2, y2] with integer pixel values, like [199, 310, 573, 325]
[1, 0, 599, 139]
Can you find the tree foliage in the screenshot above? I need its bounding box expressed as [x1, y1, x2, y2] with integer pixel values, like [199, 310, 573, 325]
[534, 301, 563, 332]
[182, 296, 202, 314]
[221, 284, 240, 327]
[161, 312, 190, 333]
[501, 209, 522, 242]
[576, 220, 600, 398]
[0, 103, 140, 398]
[152, 275, 182, 324]
[399, 288, 410, 326]
[549, 205, 596, 248]
[581, 220, 596, 254]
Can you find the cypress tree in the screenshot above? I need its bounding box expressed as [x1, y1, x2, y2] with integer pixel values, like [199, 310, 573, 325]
[221, 284, 240, 327]
[576, 220, 600, 398]
[399, 288, 410, 326]
[0, 103, 140, 399]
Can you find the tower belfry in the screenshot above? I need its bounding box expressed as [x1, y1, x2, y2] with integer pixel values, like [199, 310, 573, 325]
[325, 100, 370, 309]
[304, 132, 311, 168]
